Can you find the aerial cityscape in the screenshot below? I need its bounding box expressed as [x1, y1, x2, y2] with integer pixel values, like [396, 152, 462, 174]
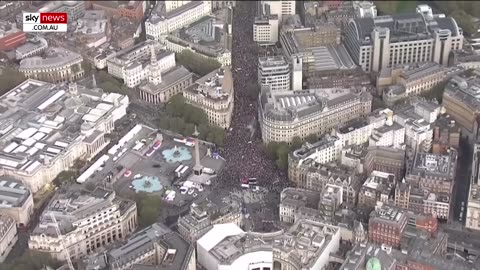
[1, 1, 480, 270]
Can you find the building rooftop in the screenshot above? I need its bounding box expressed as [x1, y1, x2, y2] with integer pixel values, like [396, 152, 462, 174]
[147, 1, 203, 25]
[0, 178, 31, 208]
[444, 73, 480, 112]
[350, 12, 461, 45]
[260, 87, 371, 122]
[0, 79, 127, 180]
[290, 135, 340, 164]
[362, 170, 395, 194]
[258, 55, 289, 68]
[32, 188, 134, 237]
[167, 12, 231, 58]
[280, 188, 321, 209]
[140, 66, 192, 95]
[199, 220, 339, 268]
[185, 68, 233, 102]
[108, 223, 193, 270]
[0, 20, 20, 38]
[19, 47, 82, 70]
[370, 204, 406, 224]
[76, 10, 108, 35]
[411, 151, 457, 180]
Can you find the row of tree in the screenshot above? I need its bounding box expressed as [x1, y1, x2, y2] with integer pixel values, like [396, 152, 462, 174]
[263, 135, 318, 170]
[175, 50, 222, 76]
[160, 95, 225, 146]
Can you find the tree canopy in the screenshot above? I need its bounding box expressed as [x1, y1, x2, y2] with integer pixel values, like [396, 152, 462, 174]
[0, 67, 26, 96]
[133, 192, 163, 228]
[160, 95, 225, 146]
[0, 251, 61, 270]
[96, 71, 131, 96]
[175, 50, 221, 76]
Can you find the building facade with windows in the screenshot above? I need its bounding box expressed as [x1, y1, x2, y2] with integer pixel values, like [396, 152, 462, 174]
[259, 87, 372, 143]
[28, 188, 137, 261]
[344, 6, 463, 73]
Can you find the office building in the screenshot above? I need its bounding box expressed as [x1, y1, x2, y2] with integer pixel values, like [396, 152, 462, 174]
[261, 1, 296, 23]
[19, 47, 84, 84]
[0, 80, 129, 192]
[368, 204, 408, 248]
[306, 68, 372, 90]
[183, 68, 234, 129]
[197, 220, 340, 270]
[164, 9, 233, 67]
[466, 185, 480, 231]
[378, 62, 446, 104]
[344, 7, 463, 72]
[211, 1, 235, 10]
[358, 171, 396, 208]
[443, 72, 480, 132]
[280, 26, 352, 74]
[15, 37, 48, 60]
[289, 135, 342, 172]
[353, 1, 377, 18]
[258, 56, 291, 92]
[259, 87, 372, 143]
[29, 188, 137, 261]
[74, 10, 109, 49]
[407, 151, 457, 194]
[288, 161, 362, 205]
[85, 222, 196, 270]
[432, 114, 461, 154]
[0, 214, 16, 263]
[165, 1, 191, 12]
[0, 20, 25, 51]
[38, 1, 86, 21]
[145, 1, 212, 41]
[253, 14, 279, 45]
[177, 195, 242, 243]
[0, 178, 33, 227]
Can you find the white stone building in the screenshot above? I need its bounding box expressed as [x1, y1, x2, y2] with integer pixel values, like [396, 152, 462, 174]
[0, 80, 128, 192]
[258, 56, 291, 92]
[145, 1, 212, 41]
[0, 178, 34, 227]
[0, 214, 16, 263]
[183, 68, 234, 129]
[259, 87, 372, 143]
[197, 220, 340, 270]
[19, 47, 84, 84]
[29, 188, 137, 261]
[344, 6, 463, 73]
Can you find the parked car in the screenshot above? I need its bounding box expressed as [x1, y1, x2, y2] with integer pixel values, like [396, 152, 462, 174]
[124, 170, 132, 177]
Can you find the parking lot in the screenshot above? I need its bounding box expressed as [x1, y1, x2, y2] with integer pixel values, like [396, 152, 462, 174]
[82, 125, 224, 206]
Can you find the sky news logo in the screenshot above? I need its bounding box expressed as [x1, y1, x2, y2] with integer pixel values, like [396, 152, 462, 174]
[23, 12, 68, 32]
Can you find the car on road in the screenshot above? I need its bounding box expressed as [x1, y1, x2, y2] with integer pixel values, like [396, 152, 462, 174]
[134, 174, 142, 179]
[198, 185, 204, 192]
[124, 170, 132, 178]
[153, 164, 160, 168]
[180, 187, 188, 195]
[188, 189, 195, 195]
[193, 193, 198, 198]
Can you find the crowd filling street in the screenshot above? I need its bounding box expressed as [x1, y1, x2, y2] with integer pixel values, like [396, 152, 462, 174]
[215, 1, 290, 194]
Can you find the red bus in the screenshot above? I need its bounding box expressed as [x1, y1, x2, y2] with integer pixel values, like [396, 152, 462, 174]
[145, 148, 155, 157]
[153, 140, 161, 150]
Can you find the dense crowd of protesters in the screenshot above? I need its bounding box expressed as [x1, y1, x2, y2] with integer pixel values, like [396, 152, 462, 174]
[215, 1, 289, 193]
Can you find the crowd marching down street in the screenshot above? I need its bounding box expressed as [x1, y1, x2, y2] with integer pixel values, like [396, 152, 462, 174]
[216, 1, 290, 193]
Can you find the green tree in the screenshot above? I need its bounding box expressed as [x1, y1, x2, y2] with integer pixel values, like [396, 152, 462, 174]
[0, 67, 26, 96]
[134, 193, 163, 228]
[52, 170, 77, 187]
[305, 134, 318, 143]
[176, 50, 221, 76]
[291, 136, 303, 150]
[0, 251, 61, 270]
[264, 142, 279, 160]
